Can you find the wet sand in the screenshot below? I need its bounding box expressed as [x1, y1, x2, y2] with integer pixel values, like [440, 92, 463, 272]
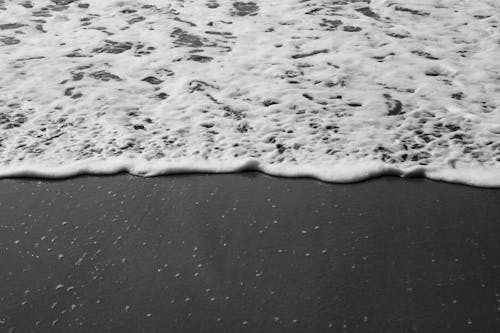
[0, 173, 499, 332]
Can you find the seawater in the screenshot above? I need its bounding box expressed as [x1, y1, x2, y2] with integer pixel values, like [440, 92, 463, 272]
[0, 0, 499, 186]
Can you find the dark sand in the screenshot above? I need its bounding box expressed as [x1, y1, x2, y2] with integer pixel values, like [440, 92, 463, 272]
[0, 173, 499, 332]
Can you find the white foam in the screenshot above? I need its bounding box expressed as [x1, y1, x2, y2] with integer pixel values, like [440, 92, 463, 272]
[0, 0, 499, 186]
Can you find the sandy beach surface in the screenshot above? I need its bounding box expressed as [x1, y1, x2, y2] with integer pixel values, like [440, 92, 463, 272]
[0, 173, 499, 332]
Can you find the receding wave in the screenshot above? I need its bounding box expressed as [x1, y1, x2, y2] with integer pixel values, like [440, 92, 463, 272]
[0, 0, 499, 186]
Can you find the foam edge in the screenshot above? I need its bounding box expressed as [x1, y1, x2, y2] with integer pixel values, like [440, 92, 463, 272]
[0, 157, 499, 188]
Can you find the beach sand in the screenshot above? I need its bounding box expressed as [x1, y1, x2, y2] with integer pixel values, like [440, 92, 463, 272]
[0, 174, 499, 332]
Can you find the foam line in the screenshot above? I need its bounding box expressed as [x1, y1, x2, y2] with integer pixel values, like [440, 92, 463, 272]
[0, 0, 499, 187]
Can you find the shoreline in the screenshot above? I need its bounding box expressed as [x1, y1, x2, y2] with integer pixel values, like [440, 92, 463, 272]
[0, 161, 499, 188]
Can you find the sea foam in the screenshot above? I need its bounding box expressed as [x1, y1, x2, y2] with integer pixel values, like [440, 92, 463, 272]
[0, 0, 499, 186]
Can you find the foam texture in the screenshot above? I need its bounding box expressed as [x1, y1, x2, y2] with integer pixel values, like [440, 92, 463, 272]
[1, 0, 499, 186]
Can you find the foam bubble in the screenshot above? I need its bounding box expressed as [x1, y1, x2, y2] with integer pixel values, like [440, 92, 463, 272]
[0, 0, 499, 186]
